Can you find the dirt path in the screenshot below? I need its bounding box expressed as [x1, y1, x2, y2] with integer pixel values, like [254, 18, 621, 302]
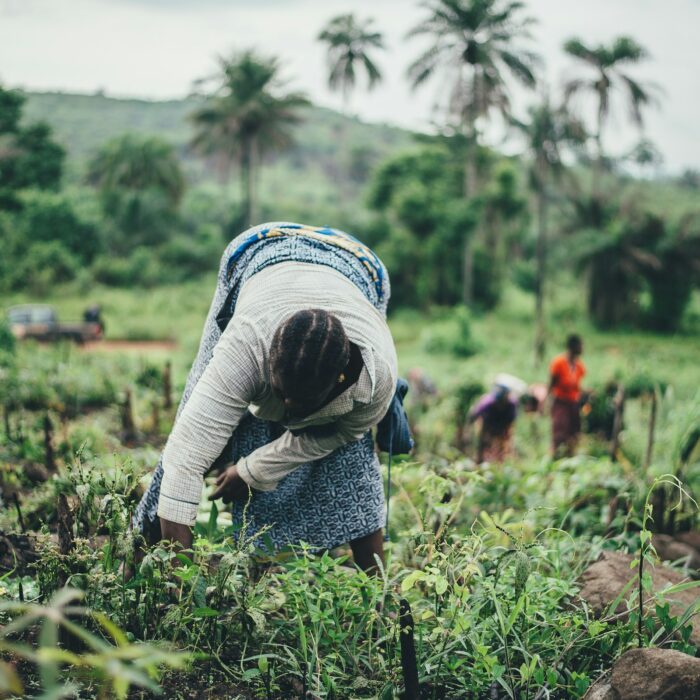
[80, 339, 177, 352]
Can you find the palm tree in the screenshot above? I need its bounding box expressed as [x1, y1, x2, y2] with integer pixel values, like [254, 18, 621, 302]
[563, 36, 657, 172]
[407, 0, 539, 303]
[568, 193, 663, 328]
[512, 97, 585, 362]
[646, 213, 700, 332]
[88, 134, 184, 206]
[190, 51, 310, 227]
[318, 14, 385, 111]
[88, 134, 185, 248]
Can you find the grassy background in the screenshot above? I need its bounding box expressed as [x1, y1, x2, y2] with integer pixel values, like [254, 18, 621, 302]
[4, 276, 699, 476]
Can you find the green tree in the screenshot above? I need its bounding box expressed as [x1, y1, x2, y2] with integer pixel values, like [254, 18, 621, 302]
[318, 13, 385, 111]
[568, 194, 663, 328]
[0, 191, 100, 292]
[477, 161, 529, 309]
[563, 36, 657, 172]
[88, 134, 184, 249]
[191, 51, 310, 228]
[645, 214, 700, 332]
[512, 97, 585, 362]
[0, 86, 64, 210]
[367, 145, 477, 307]
[407, 0, 539, 303]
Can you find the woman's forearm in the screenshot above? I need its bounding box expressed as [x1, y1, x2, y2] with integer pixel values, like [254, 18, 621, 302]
[159, 517, 193, 552]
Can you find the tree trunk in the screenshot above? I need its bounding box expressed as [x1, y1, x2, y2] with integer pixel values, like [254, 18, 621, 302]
[43, 414, 56, 473]
[240, 139, 254, 227]
[609, 384, 625, 461]
[462, 73, 480, 307]
[120, 388, 137, 445]
[534, 174, 548, 365]
[593, 97, 605, 190]
[163, 360, 172, 410]
[462, 134, 479, 306]
[399, 598, 420, 700]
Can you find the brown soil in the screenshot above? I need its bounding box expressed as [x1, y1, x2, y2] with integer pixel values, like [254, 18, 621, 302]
[81, 339, 177, 353]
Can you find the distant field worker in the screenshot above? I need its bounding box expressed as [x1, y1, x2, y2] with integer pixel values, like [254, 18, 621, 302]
[132, 222, 399, 572]
[549, 334, 586, 456]
[469, 382, 518, 463]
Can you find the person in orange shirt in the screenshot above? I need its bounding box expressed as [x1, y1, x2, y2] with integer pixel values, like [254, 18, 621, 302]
[549, 334, 586, 456]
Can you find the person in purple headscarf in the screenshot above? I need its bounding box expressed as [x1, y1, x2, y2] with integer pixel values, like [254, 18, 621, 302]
[469, 384, 518, 463]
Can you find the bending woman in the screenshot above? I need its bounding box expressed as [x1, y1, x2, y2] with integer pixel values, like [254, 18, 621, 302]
[132, 222, 397, 571]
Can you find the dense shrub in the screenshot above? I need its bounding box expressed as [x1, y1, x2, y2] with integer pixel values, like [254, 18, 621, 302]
[16, 240, 81, 292]
[93, 247, 161, 287]
[17, 190, 102, 263]
[472, 245, 502, 310]
[1, 192, 100, 291]
[512, 258, 537, 293]
[422, 306, 480, 357]
[160, 227, 222, 279]
[0, 320, 16, 357]
[624, 371, 668, 398]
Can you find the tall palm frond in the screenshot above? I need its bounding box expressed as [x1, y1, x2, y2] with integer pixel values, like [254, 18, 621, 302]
[88, 134, 184, 206]
[318, 14, 385, 106]
[563, 35, 659, 163]
[407, 0, 540, 127]
[406, 0, 540, 305]
[511, 95, 586, 360]
[190, 51, 310, 225]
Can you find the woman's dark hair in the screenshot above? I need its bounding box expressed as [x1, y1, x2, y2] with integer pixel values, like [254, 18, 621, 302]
[269, 309, 350, 404]
[566, 334, 583, 352]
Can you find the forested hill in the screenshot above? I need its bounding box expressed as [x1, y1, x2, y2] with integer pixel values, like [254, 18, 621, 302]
[21, 91, 416, 186]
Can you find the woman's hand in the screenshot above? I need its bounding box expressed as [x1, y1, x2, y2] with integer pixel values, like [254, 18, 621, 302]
[209, 463, 251, 504]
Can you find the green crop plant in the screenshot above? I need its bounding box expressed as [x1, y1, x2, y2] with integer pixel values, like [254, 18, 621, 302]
[0, 588, 189, 698]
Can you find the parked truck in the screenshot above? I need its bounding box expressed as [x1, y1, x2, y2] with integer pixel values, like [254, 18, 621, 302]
[7, 304, 104, 344]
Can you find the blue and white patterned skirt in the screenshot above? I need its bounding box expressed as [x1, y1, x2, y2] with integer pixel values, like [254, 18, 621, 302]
[132, 222, 390, 551]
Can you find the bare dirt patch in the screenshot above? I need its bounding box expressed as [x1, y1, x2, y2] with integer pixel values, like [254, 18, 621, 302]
[80, 339, 177, 353]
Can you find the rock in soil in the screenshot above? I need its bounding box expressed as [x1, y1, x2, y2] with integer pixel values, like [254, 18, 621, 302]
[584, 648, 700, 700]
[24, 462, 50, 484]
[578, 550, 700, 645]
[652, 533, 700, 571]
[676, 530, 700, 554]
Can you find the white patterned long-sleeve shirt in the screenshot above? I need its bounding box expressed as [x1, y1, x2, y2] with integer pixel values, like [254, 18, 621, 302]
[157, 262, 398, 526]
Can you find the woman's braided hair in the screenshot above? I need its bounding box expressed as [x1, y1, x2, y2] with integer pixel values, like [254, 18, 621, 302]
[269, 309, 350, 404]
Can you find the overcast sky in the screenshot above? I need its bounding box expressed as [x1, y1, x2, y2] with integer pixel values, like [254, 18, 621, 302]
[0, 0, 698, 172]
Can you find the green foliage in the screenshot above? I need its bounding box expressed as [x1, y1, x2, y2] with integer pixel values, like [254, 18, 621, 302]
[368, 145, 477, 307]
[645, 215, 700, 332]
[624, 371, 668, 399]
[0, 588, 189, 698]
[0, 191, 100, 292]
[160, 228, 222, 280]
[421, 305, 480, 357]
[18, 190, 101, 262]
[567, 193, 700, 331]
[563, 35, 657, 159]
[0, 344, 117, 416]
[190, 51, 310, 226]
[0, 85, 65, 209]
[473, 245, 503, 310]
[1, 296, 700, 697]
[0, 320, 16, 356]
[407, 0, 539, 124]
[630, 476, 698, 651]
[512, 258, 537, 293]
[88, 133, 185, 250]
[19, 240, 81, 292]
[92, 246, 162, 288]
